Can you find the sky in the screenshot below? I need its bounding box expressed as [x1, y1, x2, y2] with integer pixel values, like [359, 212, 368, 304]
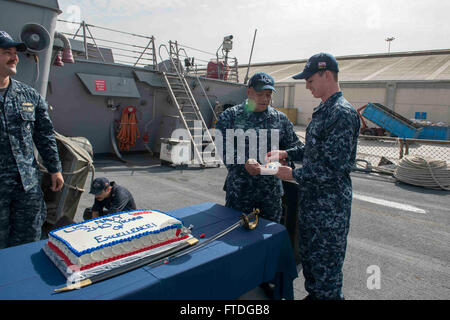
[56, 0, 450, 66]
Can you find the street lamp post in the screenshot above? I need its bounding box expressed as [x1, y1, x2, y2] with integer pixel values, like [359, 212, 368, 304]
[385, 37, 395, 54]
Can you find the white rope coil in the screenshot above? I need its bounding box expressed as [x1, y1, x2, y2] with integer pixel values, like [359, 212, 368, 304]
[394, 156, 450, 190]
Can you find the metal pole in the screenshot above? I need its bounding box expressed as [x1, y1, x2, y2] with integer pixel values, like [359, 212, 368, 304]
[216, 43, 223, 80]
[151, 36, 158, 71]
[134, 39, 152, 67]
[72, 23, 82, 40]
[385, 37, 395, 54]
[244, 29, 257, 85]
[85, 25, 105, 62]
[82, 21, 88, 59]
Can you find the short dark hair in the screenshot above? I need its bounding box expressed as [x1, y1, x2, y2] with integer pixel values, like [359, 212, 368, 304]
[318, 70, 339, 82]
[332, 71, 339, 82]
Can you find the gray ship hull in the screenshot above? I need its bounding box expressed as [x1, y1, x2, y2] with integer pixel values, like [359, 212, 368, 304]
[47, 59, 246, 155]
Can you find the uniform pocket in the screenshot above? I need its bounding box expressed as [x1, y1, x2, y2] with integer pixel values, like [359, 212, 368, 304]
[19, 109, 35, 134]
[19, 109, 35, 121]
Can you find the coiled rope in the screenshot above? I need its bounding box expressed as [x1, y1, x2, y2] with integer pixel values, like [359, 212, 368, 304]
[116, 106, 140, 151]
[394, 156, 450, 190]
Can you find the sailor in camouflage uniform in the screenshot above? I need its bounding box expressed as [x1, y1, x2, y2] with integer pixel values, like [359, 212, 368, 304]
[0, 31, 64, 248]
[215, 72, 301, 223]
[268, 53, 360, 299]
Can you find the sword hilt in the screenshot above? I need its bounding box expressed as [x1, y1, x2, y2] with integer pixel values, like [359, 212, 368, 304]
[241, 208, 259, 230]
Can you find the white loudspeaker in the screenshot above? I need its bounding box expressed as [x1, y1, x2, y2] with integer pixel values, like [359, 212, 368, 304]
[20, 23, 50, 53]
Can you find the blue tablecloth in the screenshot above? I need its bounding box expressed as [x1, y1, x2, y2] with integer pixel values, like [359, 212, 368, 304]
[0, 202, 298, 300]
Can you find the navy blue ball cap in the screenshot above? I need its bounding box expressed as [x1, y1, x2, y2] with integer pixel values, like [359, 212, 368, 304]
[293, 52, 339, 80]
[90, 177, 110, 195]
[0, 31, 26, 52]
[248, 72, 277, 92]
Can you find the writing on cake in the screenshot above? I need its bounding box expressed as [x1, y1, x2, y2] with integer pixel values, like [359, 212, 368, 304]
[62, 214, 151, 233]
[45, 209, 189, 274]
[93, 223, 158, 243]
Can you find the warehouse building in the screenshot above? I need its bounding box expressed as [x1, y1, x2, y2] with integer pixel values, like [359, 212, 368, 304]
[238, 49, 450, 127]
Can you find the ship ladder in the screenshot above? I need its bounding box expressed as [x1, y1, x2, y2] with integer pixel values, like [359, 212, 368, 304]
[160, 45, 222, 167]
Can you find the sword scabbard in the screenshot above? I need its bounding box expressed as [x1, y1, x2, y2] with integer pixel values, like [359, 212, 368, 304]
[54, 279, 92, 293]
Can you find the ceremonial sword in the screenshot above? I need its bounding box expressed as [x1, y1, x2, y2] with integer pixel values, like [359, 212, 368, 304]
[147, 208, 259, 268]
[54, 209, 259, 293]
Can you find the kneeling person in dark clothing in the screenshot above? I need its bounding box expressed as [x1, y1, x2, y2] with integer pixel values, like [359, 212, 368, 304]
[83, 177, 136, 220]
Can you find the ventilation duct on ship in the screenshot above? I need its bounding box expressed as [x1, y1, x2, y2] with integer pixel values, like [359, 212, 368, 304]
[54, 31, 74, 63]
[53, 50, 64, 67]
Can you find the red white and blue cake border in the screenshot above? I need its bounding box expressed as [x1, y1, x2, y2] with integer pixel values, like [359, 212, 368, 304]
[49, 209, 184, 257]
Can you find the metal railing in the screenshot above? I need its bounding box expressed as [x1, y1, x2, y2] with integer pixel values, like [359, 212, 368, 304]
[158, 41, 218, 122]
[56, 20, 240, 83]
[57, 19, 158, 69]
[158, 40, 239, 82]
[295, 128, 449, 172]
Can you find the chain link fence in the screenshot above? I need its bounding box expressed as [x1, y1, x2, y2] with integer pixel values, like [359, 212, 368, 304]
[356, 134, 450, 168]
[294, 127, 449, 169]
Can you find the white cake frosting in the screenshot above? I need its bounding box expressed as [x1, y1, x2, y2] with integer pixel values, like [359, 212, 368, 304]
[47, 209, 186, 271]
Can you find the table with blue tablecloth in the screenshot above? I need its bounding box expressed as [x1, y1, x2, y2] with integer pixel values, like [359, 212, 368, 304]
[0, 202, 298, 300]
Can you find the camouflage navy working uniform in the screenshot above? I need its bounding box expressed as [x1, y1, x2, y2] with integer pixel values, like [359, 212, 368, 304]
[215, 100, 301, 223]
[286, 91, 360, 299]
[0, 79, 62, 248]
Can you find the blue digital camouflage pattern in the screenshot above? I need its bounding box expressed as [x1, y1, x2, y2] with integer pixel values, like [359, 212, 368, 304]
[286, 91, 360, 299]
[0, 78, 62, 248]
[0, 175, 46, 248]
[215, 100, 301, 223]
